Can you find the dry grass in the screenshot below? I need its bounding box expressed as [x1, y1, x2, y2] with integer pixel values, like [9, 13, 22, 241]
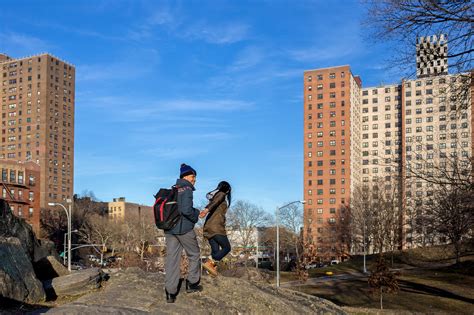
[289, 242, 474, 314]
[293, 263, 474, 314]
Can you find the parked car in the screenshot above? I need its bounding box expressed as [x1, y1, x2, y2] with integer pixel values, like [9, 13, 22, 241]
[305, 262, 326, 269]
[330, 259, 340, 265]
[71, 263, 86, 270]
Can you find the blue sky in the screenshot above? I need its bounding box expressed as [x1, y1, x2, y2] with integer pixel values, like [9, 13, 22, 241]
[0, 0, 403, 211]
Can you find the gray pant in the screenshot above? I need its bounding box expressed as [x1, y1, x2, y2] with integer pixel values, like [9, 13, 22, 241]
[165, 229, 201, 294]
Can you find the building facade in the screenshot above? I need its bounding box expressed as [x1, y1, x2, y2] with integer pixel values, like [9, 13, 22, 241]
[303, 66, 361, 259]
[0, 160, 40, 233]
[108, 197, 153, 221]
[0, 53, 75, 208]
[303, 36, 473, 257]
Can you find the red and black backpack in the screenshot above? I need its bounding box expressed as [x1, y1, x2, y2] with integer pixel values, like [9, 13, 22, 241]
[153, 185, 181, 230]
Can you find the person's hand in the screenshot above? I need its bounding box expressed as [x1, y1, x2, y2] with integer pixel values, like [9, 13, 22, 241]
[199, 208, 209, 218]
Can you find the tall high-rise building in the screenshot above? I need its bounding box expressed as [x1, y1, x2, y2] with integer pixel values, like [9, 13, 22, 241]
[0, 53, 75, 209]
[303, 66, 362, 259]
[303, 36, 472, 259]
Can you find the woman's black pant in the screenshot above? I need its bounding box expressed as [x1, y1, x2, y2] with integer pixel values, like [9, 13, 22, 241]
[208, 234, 231, 261]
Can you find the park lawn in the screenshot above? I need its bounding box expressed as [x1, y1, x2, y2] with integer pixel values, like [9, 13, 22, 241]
[293, 267, 474, 314]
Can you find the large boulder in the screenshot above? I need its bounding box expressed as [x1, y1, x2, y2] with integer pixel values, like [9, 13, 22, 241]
[43, 268, 104, 299]
[0, 199, 37, 260]
[0, 237, 46, 303]
[0, 199, 59, 264]
[34, 256, 70, 281]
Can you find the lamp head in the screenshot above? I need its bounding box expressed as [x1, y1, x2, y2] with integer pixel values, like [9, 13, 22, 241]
[300, 200, 307, 204]
[48, 202, 56, 206]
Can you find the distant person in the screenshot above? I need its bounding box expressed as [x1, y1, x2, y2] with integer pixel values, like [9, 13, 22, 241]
[200, 181, 232, 276]
[164, 163, 202, 303]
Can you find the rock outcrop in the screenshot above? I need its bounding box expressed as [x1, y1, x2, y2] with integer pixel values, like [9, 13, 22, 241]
[47, 268, 345, 314]
[43, 268, 104, 299]
[0, 199, 64, 303]
[0, 237, 46, 303]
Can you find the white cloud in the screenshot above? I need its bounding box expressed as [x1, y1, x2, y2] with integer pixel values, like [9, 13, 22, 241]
[113, 99, 253, 120]
[77, 48, 159, 82]
[183, 21, 250, 44]
[127, 6, 249, 45]
[229, 46, 264, 72]
[0, 32, 51, 56]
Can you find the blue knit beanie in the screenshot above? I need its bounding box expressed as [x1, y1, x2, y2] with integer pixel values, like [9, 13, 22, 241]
[180, 163, 197, 178]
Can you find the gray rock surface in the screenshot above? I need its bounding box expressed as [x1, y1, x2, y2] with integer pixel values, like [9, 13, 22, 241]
[43, 267, 103, 298]
[47, 267, 345, 314]
[0, 199, 59, 264]
[34, 256, 70, 281]
[0, 237, 46, 303]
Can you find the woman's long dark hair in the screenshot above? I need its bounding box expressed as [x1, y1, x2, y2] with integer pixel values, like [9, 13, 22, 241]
[207, 181, 232, 206]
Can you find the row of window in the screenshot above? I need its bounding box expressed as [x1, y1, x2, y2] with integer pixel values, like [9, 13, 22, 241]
[307, 81, 346, 91]
[307, 188, 346, 195]
[2, 187, 35, 201]
[9, 205, 34, 218]
[307, 120, 346, 129]
[307, 111, 346, 119]
[307, 160, 346, 167]
[307, 178, 346, 186]
[308, 169, 346, 176]
[307, 71, 346, 82]
[0, 169, 35, 185]
[307, 91, 345, 100]
[307, 208, 338, 215]
[307, 198, 346, 205]
[307, 140, 346, 148]
[362, 86, 401, 96]
[362, 167, 399, 174]
[307, 101, 346, 110]
[307, 130, 346, 138]
[307, 149, 346, 158]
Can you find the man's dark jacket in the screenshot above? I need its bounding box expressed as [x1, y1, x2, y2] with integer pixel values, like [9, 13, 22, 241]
[165, 178, 200, 235]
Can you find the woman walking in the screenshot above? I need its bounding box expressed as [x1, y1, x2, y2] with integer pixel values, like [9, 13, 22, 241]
[200, 181, 232, 276]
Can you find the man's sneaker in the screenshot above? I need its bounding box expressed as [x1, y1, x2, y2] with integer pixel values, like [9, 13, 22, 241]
[185, 279, 203, 293]
[165, 278, 183, 303]
[203, 259, 218, 277]
[165, 288, 177, 303]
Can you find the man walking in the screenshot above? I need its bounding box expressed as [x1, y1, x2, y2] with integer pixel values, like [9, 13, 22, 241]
[165, 163, 202, 303]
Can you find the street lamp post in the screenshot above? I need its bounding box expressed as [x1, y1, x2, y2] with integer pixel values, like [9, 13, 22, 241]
[49, 199, 73, 271]
[63, 229, 78, 265]
[363, 219, 367, 274]
[276, 200, 306, 288]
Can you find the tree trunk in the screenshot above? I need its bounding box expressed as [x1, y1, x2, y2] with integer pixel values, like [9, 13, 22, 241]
[380, 287, 383, 310]
[454, 241, 461, 264]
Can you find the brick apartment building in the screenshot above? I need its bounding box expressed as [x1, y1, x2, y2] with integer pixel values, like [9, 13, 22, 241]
[0, 53, 75, 210]
[0, 160, 40, 233]
[108, 197, 153, 222]
[303, 35, 473, 259]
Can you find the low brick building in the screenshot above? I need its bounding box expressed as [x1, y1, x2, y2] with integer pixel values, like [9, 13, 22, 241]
[0, 161, 40, 234]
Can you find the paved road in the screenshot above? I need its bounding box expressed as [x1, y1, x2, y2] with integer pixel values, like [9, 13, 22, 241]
[281, 272, 367, 288]
[281, 266, 419, 288]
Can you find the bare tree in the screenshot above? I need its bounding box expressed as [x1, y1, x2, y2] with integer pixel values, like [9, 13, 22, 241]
[78, 214, 117, 264]
[424, 183, 474, 263]
[349, 180, 403, 267]
[227, 200, 271, 253]
[279, 202, 304, 259]
[364, 0, 473, 75]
